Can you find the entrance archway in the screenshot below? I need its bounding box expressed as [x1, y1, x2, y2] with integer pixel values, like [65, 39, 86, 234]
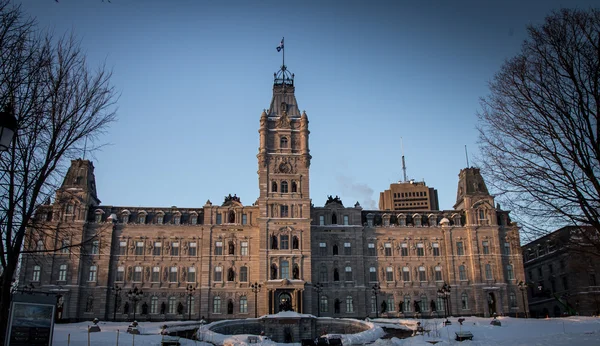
[487, 292, 497, 315]
[279, 292, 293, 311]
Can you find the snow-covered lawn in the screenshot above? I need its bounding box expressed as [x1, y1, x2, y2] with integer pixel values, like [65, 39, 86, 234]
[52, 316, 600, 346]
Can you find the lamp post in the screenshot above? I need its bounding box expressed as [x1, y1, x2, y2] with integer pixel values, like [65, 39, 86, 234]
[372, 283, 381, 319]
[112, 285, 122, 321]
[186, 284, 195, 320]
[0, 100, 17, 152]
[518, 281, 528, 318]
[313, 283, 323, 317]
[437, 282, 451, 324]
[251, 282, 261, 318]
[127, 286, 143, 321]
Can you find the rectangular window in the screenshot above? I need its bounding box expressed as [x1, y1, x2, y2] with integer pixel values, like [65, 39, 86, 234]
[504, 242, 511, 255]
[135, 241, 144, 256]
[507, 265, 514, 280]
[215, 241, 223, 255]
[88, 265, 97, 282]
[344, 242, 351, 256]
[241, 241, 249, 256]
[345, 266, 352, 281]
[281, 261, 290, 279]
[459, 266, 467, 281]
[280, 205, 289, 217]
[240, 297, 248, 313]
[116, 266, 125, 282]
[240, 267, 248, 282]
[171, 242, 179, 256]
[216, 214, 222, 224]
[386, 267, 393, 281]
[343, 215, 349, 225]
[401, 243, 408, 256]
[456, 241, 464, 256]
[387, 297, 395, 312]
[151, 298, 159, 314]
[485, 264, 493, 280]
[242, 214, 248, 225]
[133, 266, 142, 282]
[280, 235, 289, 250]
[214, 267, 223, 282]
[319, 242, 327, 256]
[153, 242, 161, 256]
[61, 239, 70, 254]
[384, 243, 392, 256]
[404, 296, 411, 312]
[430, 243, 439, 257]
[435, 266, 442, 281]
[346, 297, 354, 313]
[319, 215, 325, 226]
[369, 267, 377, 282]
[402, 267, 410, 281]
[371, 296, 376, 313]
[482, 241, 490, 255]
[58, 264, 67, 281]
[91, 240, 99, 255]
[419, 266, 426, 281]
[169, 267, 178, 282]
[188, 267, 196, 282]
[32, 266, 41, 282]
[368, 243, 376, 256]
[417, 243, 424, 256]
[189, 242, 197, 256]
[152, 267, 160, 282]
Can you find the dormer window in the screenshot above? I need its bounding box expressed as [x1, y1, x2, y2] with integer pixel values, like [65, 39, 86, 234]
[281, 181, 288, 193]
[173, 212, 181, 225]
[94, 209, 104, 223]
[138, 212, 146, 224]
[280, 136, 288, 148]
[190, 213, 198, 225]
[156, 212, 164, 224]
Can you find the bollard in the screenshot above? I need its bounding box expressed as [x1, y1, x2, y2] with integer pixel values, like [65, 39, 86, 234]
[87, 326, 90, 346]
[68, 333, 70, 346]
[132, 331, 135, 346]
[116, 330, 120, 346]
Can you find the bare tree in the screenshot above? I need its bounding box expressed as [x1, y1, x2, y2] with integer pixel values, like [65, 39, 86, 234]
[0, 0, 117, 341]
[477, 8, 600, 255]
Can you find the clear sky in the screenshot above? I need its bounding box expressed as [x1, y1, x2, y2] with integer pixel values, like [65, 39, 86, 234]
[17, 0, 598, 211]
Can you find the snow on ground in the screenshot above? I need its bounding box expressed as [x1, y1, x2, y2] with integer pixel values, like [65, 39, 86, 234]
[52, 316, 600, 346]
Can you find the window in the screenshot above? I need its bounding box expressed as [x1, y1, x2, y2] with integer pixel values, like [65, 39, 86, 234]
[240, 296, 248, 313]
[58, 264, 67, 281]
[404, 295, 411, 312]
[138, 214, 146, 224]
[169, 267, 178, 282]
[333, 268, 340, 281]
[280, 205, 289, 217]
[66, 204, 74, 214]
[188, 267, 196, 282]
[242, 214, 247, 225]
[291, 181, 298, 192]
[456, 242, 464, 256]
[344, 242, 351, 255]
[32, 266, 41, 281]
[152, 267, 160, 282]
[189, 242, 197, 256]
[119, 241, 127, 255]
[402, 266, 410, 281]
[461, 292, 468, 309]
[156, 214, 164, 224]
[153, 242, 161, 256]
[437, 297, 445, 311]
[332, 244, 339, 256]
[281, 261, 290, 279]
[320, 295, 328, 313]
[215, 241, 223, 255]
[386, 267, 393, 281]
[61, 238, 70, 254]
[507, 264, 514, 280]
[401, 243, 408, 256]
[419, 266, 426, 281]
[216, 214, 222, 224]
[91, 240, 99, 255]
[133, 266, 142, 282]
[319, 215, 325, 226]
[371, 296, 377, 313]
[485, 264, 493, 280]
[504, 242, 511, 255]
[387, 297, 395, 312]
[240, 266, 248, 282]
[417, 243, 424, 256]
[510, 292, 517, 307]
[320, 266, 328, 282]
[370, 267, 377, 282]
[280, 136, 288, 148]
[173, 215, 181, 225]
[368, 243, 376, 256]
[292, 236, 299, 249]
[186, 296, 195, 315]
[459, 265, 467, 281]
[346, 296, 354, 313]
[281, 181, 288, 193]
[384, 243, 392, 256]
[170, 242, 180, 256]
[432, 243, 440, 256]
[169, 297, 177, 314]
[190, 215, 198, 225]
[280, 235, 289, 250]
[150, 296, 159, 314]
[241, 241, 249, 256]
[343, 215, 349, 225]
[562, 276, 569, 290]
[319, 242, 327, 256]
[482, 241, 490, 255]
[435, 266, 442, 281]
[345, 266, 352, 281]
[228, 241, 235, 255]
[135, 241, 144, 256]
[214, 267, 223, 282]
[88, 265, 97, 282]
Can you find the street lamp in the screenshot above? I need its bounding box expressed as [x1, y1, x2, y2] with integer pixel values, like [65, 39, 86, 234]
[313, 283, 323, 317]
[437, 282, 451, 325]
[127, 286, 143, 321]
[251, 282, 261, 318]
[112, 285, 122, 321]
[372, 283, 381, 319]
[186, 284, 196, 320]
[0, 101, 17, 151]
[518, 281, 528, 318]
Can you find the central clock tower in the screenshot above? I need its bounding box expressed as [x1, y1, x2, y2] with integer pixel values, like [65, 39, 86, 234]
[257, 64, 313, 314]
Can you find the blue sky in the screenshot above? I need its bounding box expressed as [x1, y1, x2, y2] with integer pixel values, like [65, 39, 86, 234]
[17, 0, 597, 211]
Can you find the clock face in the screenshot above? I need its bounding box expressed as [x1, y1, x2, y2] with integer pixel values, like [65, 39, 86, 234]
[279, 163, 290, 173]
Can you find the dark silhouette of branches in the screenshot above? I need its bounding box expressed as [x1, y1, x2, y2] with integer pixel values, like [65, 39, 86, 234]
[477, 8, 600, 255]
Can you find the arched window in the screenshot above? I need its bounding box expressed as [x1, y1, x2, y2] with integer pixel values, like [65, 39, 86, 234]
[213, 296, 221, 313]
[333, 268, 340, 281]
[228, 210, 235, 223]
[461, 292, 469, 309]
[281, 181, 288, 193]
[240, 296, 248, 313]
[280, 136, 288, 148]
[272, 182, 277, 192]
[291, 181, 297, 192]
[332, 213, 337, 225]
[334, 299, 341, 314]
[320, 295, 328, 312]
[332, 244, 338, 256]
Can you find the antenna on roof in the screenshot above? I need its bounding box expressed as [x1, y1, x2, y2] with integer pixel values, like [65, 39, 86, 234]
[465, 145, 470, 167]
[401, 137, 407, 182]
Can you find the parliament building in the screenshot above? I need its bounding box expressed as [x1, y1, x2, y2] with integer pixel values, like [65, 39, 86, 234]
[18, 64, 526, 322]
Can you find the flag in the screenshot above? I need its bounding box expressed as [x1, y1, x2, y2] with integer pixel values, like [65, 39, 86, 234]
[276, 38, 284, 52]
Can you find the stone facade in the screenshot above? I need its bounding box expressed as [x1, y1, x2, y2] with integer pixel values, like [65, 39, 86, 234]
[18, 65, 525, 322]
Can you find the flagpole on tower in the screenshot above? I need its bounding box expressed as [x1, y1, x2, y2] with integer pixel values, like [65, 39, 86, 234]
[282, 37, 285, 69]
